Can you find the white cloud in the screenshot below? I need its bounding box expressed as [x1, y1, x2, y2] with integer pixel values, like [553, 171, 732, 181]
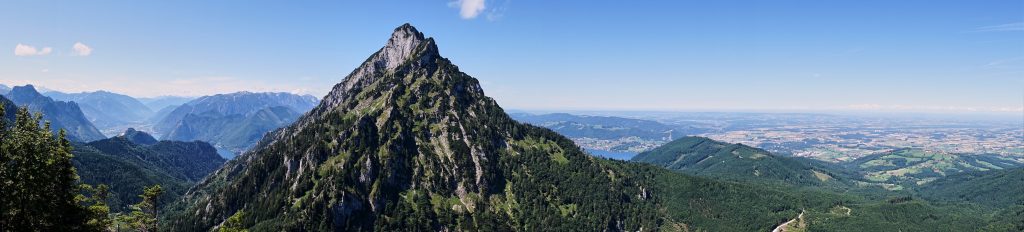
[974, 22, 1024, 32]
[449, 0, 486, 19]
[72, 42, 92, 56]
[14, 43, 52, 56]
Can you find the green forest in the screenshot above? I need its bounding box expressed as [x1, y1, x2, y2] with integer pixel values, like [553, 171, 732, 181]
[0, 106, 167, 231]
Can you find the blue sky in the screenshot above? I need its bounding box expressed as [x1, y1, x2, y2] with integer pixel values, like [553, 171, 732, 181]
[1, 1, 1022, 114]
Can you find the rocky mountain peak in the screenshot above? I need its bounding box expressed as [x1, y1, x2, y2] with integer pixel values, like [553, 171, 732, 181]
[7, 85, 44, 101]
[380, 23, 431, 71]
[317, 23, 441, 114]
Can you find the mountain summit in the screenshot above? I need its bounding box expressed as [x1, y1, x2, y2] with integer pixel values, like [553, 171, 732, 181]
[119, 128, 158, 145]
[317, 23, 439, 110]
[379, 23, 433, 71]
[168, 24, 666, 231]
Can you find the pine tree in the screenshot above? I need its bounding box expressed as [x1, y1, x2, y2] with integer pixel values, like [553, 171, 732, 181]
[0, 106, 91, 231]
[84, 184, 114, 230]
[119, 184, 162, 231]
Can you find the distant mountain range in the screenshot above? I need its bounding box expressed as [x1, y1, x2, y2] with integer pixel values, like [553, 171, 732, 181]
[0, 84, 10, 95]
[510, 112, 709, 156]
[153, 91, 318, 158]
[5, 84, 318, 158]
[512, 113, 691, 141]
[137, 96, 194, 115]
[44, 90, 154, 132]
[3, 85, 105, 142]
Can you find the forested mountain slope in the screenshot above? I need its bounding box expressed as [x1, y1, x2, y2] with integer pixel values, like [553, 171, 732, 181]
[0, 95, 15, 124]
[73, 129, 226, 211]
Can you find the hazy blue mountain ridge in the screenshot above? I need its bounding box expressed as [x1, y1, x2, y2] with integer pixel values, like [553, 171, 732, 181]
[153, 92, 318, 157]
[44, 90, 155, 130]
[4, 85, 105, 142]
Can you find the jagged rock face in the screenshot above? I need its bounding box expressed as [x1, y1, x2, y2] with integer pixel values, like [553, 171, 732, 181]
[316, 24, 439, 113]
[169, 24, 657, 231]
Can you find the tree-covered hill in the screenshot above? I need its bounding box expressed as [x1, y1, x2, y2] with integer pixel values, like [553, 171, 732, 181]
[915, 167, 1024, 230]
[633, 136, 1023, 231]
[72, 129, 226, 211]
[848, 149, 1022, 188]
[72, 144, 192, 212]
[85, 136, 225, 182]
[917, 167, 1024, 207]
[632, 136, 854, 188]
[120, 127, 158, 145]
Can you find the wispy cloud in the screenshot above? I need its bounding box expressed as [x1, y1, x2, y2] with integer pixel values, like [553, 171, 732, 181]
[843, 104, 1023, 113]
[14, 43, 52, 56]
[72, 42, 92, 56]
[449, 0, 486, 19]
[974, 22, 1024, 32]
[983, 56, 1024, 69]
[485, 0, 510, 21]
